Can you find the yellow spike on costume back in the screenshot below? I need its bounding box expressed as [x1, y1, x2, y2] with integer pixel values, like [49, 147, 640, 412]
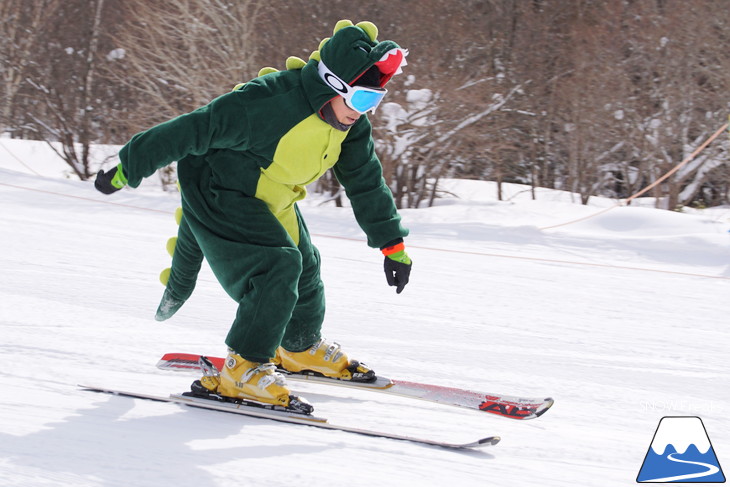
[309, 50, 321, 62]
[285, 56, 306, 70]
[166, 236, 177, 257]
[258, 67, 278, 77]
[333, 19, 354, 33]
[174, 207, 183, 225]
[318, 37, 329, 51]
[159, 267, 171, 286]
[232, 82, 246, 91]
[356, 21, 378, 41]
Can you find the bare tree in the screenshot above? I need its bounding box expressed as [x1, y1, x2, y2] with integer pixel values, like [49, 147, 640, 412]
[619, 1, 729, 209]
[551, 2, 628, 204]
[3, 0, 728, 207]
[109, 0, 264, 131]
[0, 0, 60, 135]
[374, 88, 438, 208]
[19, 0, 112, 179]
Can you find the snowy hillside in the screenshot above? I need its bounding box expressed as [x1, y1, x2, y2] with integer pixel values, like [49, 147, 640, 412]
[1, 140, 728, 486]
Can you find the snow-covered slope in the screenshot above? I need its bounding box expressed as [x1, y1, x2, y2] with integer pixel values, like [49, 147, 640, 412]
[1, 144, 728, 486]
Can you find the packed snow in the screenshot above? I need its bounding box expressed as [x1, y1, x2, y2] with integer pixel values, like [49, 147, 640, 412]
[1, 138, 728, 486]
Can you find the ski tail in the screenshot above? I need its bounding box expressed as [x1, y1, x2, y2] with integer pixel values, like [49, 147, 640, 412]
[157, 352, 223, 371]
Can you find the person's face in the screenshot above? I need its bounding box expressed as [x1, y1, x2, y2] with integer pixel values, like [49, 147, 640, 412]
[330, 96, 362, 126]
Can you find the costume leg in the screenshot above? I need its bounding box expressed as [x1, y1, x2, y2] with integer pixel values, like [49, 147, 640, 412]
[273, 211, 374, 382]
[223, 243, 303, 362]
[183, 195, 304, 363]
[280, 206, 326, 352]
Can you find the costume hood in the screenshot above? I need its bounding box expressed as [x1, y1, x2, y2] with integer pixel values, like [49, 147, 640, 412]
[237, 20, 408, 115]
[302, 20, 408, 112]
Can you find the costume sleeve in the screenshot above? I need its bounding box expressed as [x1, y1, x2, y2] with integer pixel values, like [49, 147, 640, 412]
[333, 117, 409, 248]
[119, 91, 251, 188]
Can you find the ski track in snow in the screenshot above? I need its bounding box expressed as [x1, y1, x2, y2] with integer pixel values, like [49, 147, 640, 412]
[1, 156, 729, 487]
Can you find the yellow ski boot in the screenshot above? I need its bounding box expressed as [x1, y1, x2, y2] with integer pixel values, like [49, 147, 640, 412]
[193, 351, 313, 413]
[274, 339, 376, 382]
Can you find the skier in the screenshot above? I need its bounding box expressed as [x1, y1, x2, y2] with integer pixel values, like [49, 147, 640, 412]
[94, 20, 412, 412]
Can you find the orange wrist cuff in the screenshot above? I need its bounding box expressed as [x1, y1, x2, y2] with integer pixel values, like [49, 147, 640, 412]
[381, 242, 405, 256]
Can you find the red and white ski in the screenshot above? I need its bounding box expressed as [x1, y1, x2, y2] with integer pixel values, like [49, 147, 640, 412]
[157, 352, 554, 420]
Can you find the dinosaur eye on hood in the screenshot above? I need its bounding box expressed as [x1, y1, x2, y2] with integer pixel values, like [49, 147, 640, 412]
[355, 42, 372, 53]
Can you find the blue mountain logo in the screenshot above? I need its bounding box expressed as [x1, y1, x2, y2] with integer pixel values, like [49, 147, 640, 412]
[637, 416, 725, 483]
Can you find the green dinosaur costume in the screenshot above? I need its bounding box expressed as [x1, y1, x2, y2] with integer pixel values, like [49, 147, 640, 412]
[117, 20, 409, 362]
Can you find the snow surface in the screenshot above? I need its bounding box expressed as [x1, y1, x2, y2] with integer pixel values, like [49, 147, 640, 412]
[1, 139, 729, 486]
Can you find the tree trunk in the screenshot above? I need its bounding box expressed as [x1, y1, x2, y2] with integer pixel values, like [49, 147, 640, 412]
[78, 0, 105, 179]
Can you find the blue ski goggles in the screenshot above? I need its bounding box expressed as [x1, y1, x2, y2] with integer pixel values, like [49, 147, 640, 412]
[318, 60, 387, 114]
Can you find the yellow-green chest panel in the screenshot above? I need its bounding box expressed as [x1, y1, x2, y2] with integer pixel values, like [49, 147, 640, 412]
[255, 114, 349, 245]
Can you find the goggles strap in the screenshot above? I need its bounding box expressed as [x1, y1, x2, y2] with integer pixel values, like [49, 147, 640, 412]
[318, 60, 352, 98]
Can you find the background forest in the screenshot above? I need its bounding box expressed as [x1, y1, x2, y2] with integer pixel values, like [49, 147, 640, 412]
[1, 0, 728, 209]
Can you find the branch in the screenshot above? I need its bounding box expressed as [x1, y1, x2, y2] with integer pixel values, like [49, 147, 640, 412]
[433, 83, 523, 146]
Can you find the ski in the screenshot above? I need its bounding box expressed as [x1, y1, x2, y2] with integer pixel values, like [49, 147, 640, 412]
[79, 385, 500, 450]
[157, 352, 554, 420]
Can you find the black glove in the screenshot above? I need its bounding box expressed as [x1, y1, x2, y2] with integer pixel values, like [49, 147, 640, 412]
[95, 164, 128, 195]
[382, 240, 412, 294]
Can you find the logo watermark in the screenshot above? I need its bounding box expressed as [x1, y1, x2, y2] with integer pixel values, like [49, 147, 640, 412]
[640, 399, 724, 415]
[637, 416, 725, 483]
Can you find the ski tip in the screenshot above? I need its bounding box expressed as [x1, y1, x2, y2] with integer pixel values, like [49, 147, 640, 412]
[460, 436, 501, 449]
[479, 436, 501, 446]
[535, 397, 555, 418]
[455, 435, 501, 449]
[78, 384, 111, 394]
